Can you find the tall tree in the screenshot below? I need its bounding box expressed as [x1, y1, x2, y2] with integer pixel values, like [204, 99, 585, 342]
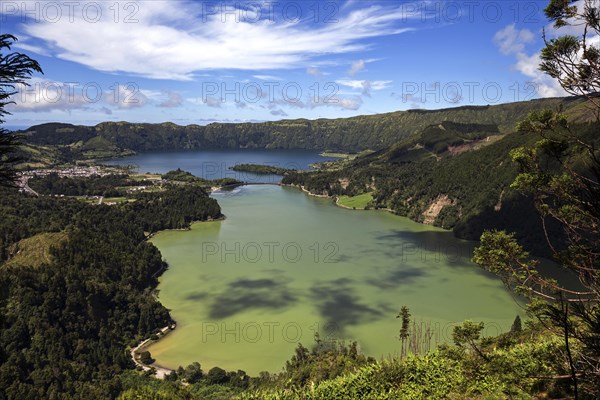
[540, 0, 600, 106]
[0, 34, 43, 187]
[396, 306, 411, 358]
[474, 1, 600, 398]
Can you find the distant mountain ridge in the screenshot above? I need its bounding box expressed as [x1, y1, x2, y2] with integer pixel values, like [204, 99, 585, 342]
[19, 96, 589, 156]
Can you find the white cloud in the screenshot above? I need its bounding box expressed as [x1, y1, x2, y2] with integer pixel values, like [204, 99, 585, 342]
[7, 78, 155, 114]
[329, 96, 363, 110]
[493, 24, 534, 55]
[514, 53, 541, 78]
[270, 108, 288, 116]
[203, 97, 222, 108]
[12, 41, 51, 57]
[336, 79, 392, 91]
[336, 79, 392, 96]
[494, 24, 568, 98]
[12, 1, 415, 80]
[514, 52, 568, 97]
[106, 84, 148, 109]
[306, 67, 323, 77]
[158, 90, 184, 108]
[253, 75, 283, 81]
[348, 59, 366, 76]
[306, 94, 363, 111]
[8, 78, 91, 113]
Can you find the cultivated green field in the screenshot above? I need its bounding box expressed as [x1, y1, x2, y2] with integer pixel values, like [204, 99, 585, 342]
[336, 192, 373, 209]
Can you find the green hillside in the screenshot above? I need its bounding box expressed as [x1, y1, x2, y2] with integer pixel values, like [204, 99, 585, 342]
[18, 97, 588, 160]
[282, 99, 599, 256]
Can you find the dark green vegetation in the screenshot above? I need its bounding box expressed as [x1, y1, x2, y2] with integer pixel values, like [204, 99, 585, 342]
[240, 324, 572, 399]
[113, 321, 575, 400]
[0, 184, 222, 399]
[162, 168, 241, 187]
[473, 2, 600, 398]
[230, 163, 293, 175]
[0, 34, 42, 185]
[16, 96, 590, 167]
[282, 104, 599, 256]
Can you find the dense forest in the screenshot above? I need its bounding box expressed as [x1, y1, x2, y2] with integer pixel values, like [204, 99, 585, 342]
[162, 168, 241, 187]
[0, 185, 221, 399]
[282, 116, 600, 256]
[230, 164, 293, 175]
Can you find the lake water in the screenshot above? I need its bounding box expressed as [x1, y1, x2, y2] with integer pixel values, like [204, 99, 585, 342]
[146, 193, 523, 374]
[104, 149, 336, 182]
[108, 150, 524, 374]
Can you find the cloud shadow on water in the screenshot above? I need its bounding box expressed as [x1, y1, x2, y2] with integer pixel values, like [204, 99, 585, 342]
[310, 279, 383, 334]
[365, 267, 427, 289]
[207, 277, 297, 319]
[186, 292, 209, 301]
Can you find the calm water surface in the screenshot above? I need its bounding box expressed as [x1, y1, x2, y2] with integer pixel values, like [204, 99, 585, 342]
[108, 150, 524, 373]
[104, 149, 336, 182]
[146, 184, 523, 374]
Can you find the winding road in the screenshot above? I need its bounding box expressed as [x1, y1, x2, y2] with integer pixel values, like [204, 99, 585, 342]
[130, 325, 175, 379]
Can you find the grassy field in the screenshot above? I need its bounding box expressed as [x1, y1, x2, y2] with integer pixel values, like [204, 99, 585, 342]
[320, 150, 375, 159]
[4, 232, 68, 269]
[336, 192, 373, 209]
[131, 173, 162, 181]
[101, 197, 133, 204]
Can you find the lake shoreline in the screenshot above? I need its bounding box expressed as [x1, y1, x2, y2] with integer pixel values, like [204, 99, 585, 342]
[145, 215, 226, 240]
[282, 183, 398, 215]
[135, 191, 231, 379]
[130, 324, 177, 379]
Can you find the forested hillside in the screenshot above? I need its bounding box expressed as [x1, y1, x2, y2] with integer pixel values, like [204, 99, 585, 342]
[17, 97, 587, 161]
[0, 186, 221, 398]
[283, 117, 600, 256]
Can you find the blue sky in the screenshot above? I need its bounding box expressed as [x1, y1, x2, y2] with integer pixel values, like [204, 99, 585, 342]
[0, 0, 573, 127]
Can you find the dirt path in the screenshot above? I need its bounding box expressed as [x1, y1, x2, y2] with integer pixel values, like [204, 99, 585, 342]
[130, 325, 176, 379]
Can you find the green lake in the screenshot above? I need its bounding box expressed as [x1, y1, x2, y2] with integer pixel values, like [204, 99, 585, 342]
[147, 184, 523, 374]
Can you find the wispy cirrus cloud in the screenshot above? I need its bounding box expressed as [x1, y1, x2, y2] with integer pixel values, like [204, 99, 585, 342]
[6, 1, 416, 80]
